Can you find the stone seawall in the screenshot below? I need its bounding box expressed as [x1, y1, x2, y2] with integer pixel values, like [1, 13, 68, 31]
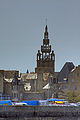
[0, 106, 80, 118]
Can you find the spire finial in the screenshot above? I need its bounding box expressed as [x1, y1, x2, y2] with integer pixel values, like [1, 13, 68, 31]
[44, 19, 48, 39]
[45, 18, 47, 25]
[45, 18, 48, 33]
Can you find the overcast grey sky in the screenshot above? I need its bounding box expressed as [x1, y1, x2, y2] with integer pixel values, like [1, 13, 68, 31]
[0, 0, 80, 73]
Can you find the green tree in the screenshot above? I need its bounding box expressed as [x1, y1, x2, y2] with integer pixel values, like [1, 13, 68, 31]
[65, 91, 80, 103]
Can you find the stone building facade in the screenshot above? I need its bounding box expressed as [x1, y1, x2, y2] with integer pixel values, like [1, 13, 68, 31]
[0, 70, 24, 101]
[54, 65, 80, 98]
[67, 65, 80, 94]
[21, 73, 37, 92]
[0, 70, 11, 100]
[0, 72, 4, 99]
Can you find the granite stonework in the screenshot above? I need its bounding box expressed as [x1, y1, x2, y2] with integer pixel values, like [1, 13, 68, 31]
[23, 92, 45, 100]
[0, 106, 80, 118]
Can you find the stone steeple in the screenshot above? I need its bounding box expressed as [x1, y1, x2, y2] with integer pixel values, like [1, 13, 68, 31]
[35, 25, 55, 73]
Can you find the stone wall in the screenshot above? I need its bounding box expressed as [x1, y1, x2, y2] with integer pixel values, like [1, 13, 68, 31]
[0, 106, 80, 118]
[23, 92, 45, 100]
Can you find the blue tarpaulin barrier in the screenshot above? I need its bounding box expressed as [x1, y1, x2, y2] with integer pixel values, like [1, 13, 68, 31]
[47, 98, 65, 101]
[0, 100, 12, 105]
[22, 101, 39, 106]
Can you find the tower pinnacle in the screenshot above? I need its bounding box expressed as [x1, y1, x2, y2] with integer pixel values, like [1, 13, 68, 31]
[44, 25, 48, 39]
[45, 25, 48, 32]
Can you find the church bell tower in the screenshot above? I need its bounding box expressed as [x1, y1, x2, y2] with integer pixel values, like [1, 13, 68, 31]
[35, 25, 55, 73]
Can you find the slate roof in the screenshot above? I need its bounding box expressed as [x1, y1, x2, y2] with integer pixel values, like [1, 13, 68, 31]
[58, 62, 74, 82]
